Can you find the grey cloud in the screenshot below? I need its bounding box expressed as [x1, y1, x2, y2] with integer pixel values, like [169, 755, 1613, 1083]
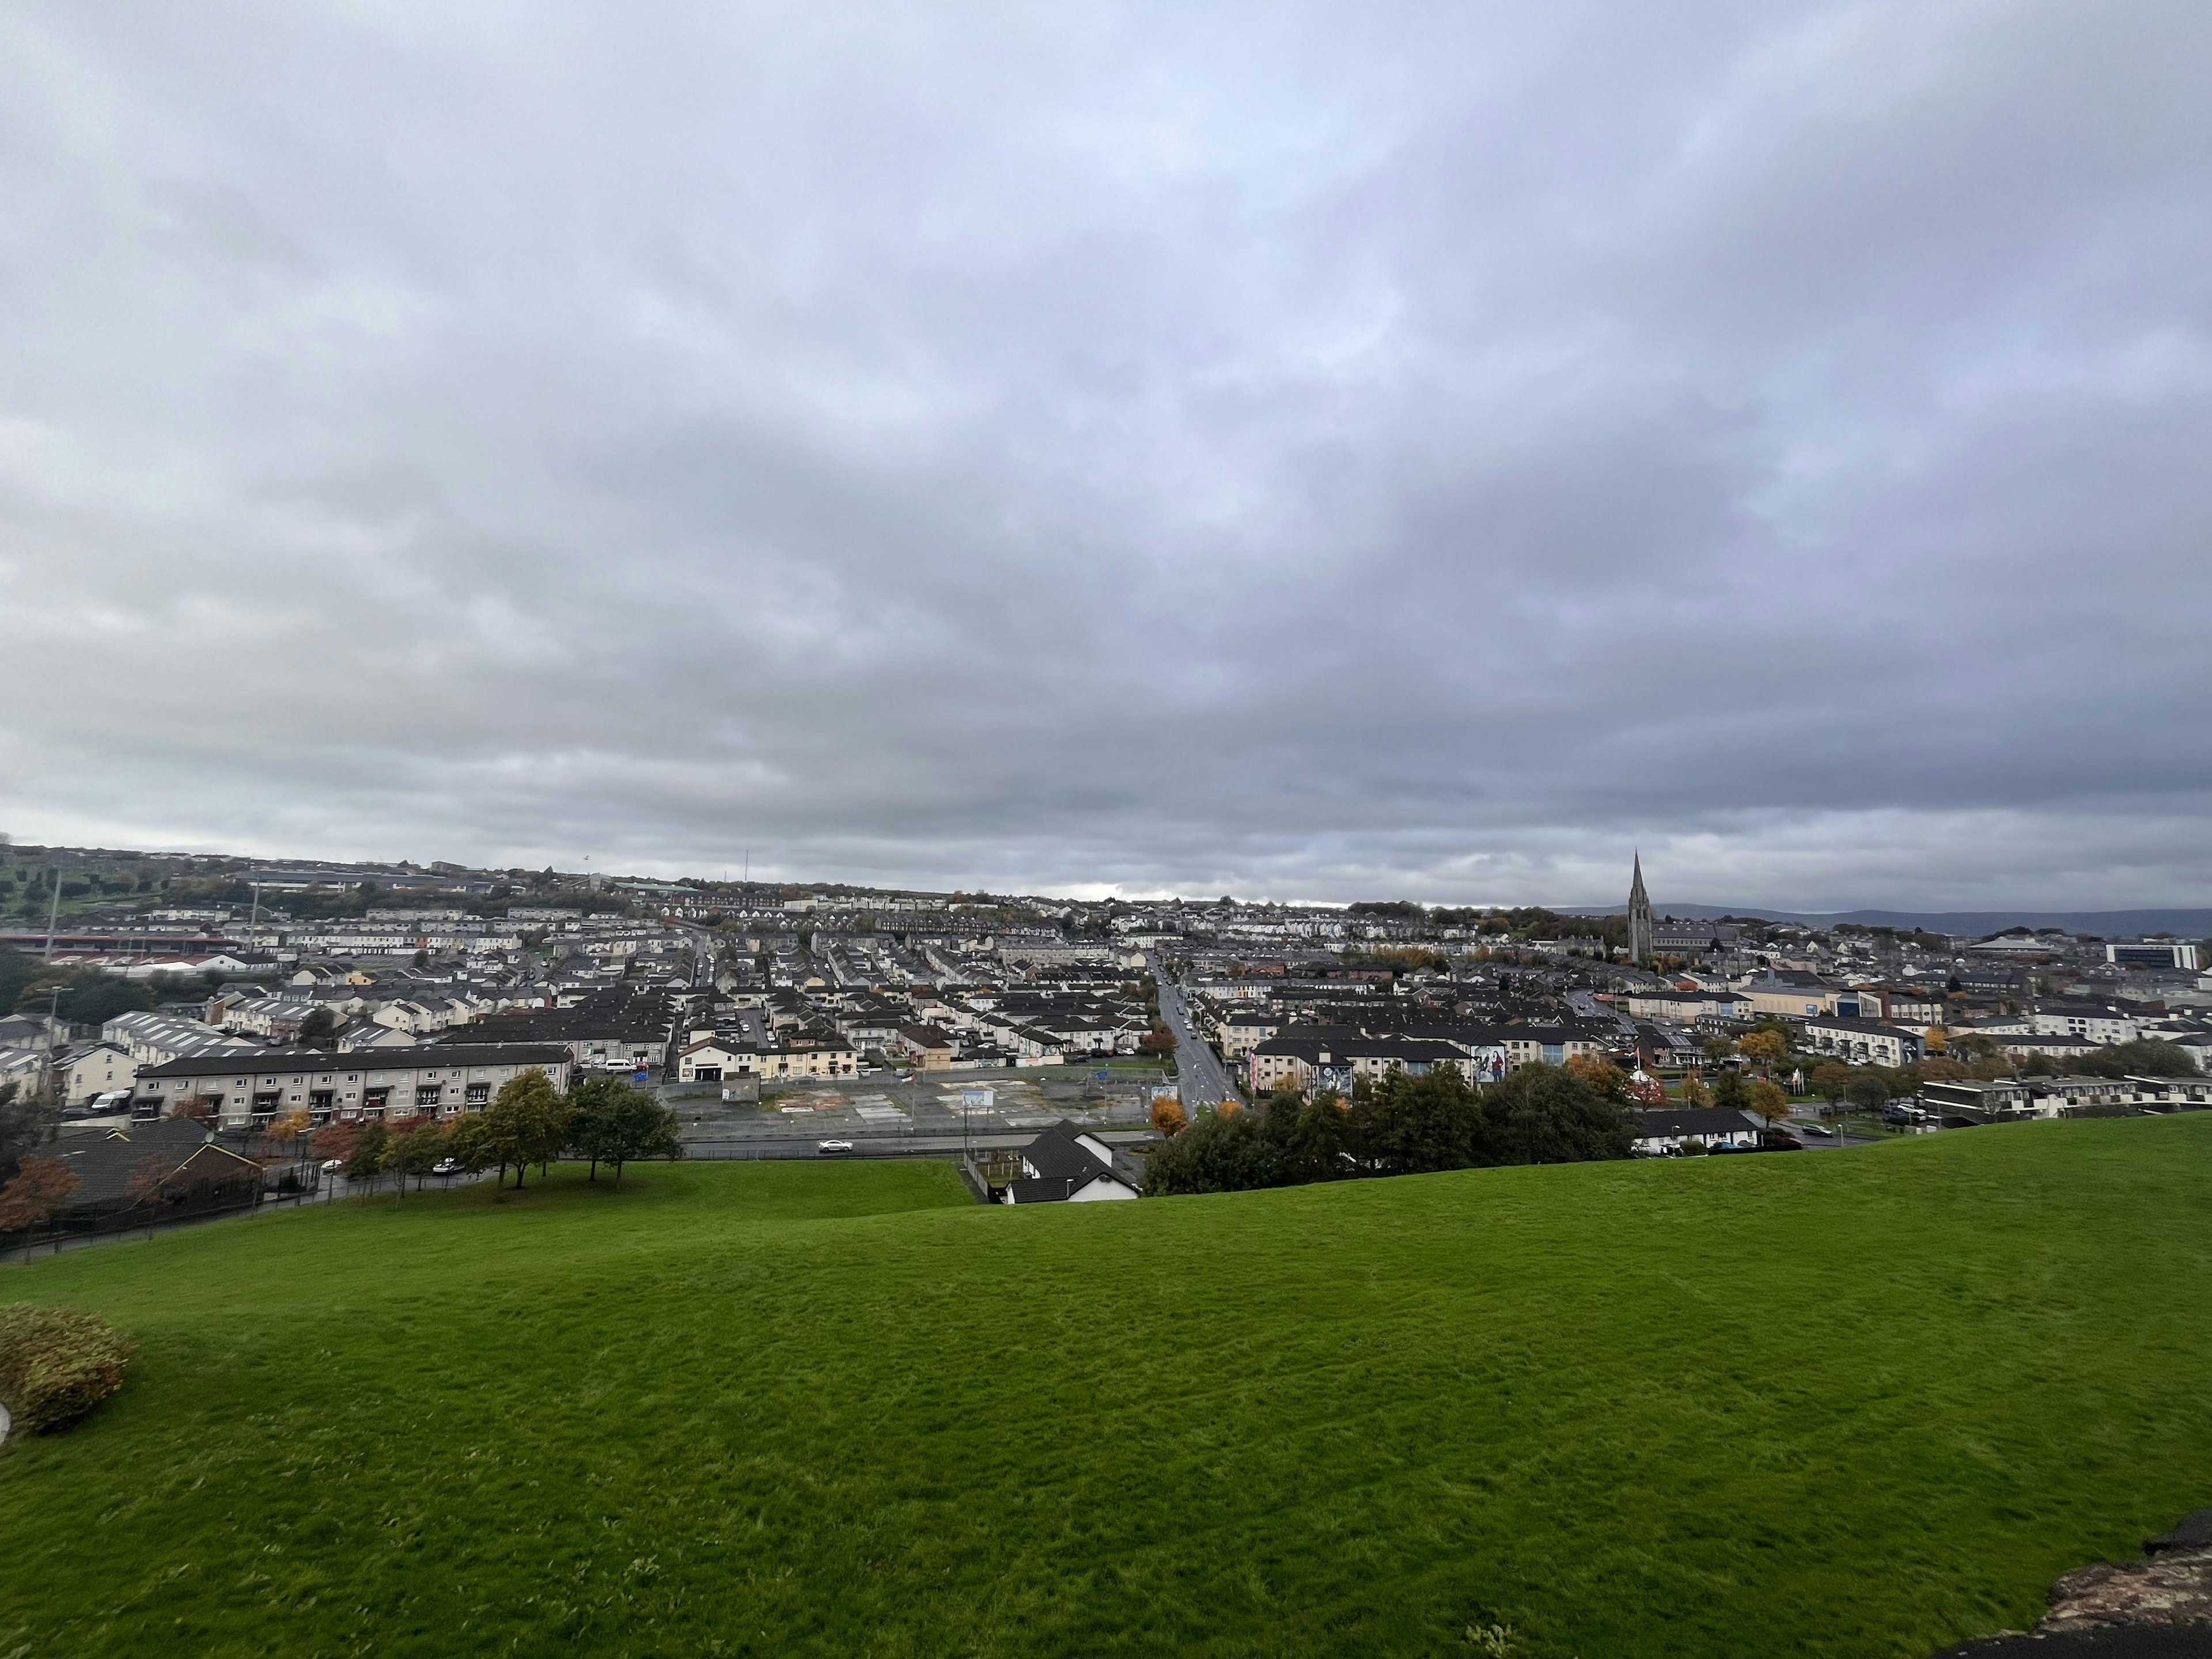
[3, 0, 2209, 909]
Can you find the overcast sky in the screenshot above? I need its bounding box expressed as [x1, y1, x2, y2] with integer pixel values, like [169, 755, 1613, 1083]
[3, 2, 2208, 908]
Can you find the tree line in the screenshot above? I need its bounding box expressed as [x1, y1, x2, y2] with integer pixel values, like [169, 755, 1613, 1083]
[1143, 1062, 1638, 1197]
[287, 1070, 682, 1200]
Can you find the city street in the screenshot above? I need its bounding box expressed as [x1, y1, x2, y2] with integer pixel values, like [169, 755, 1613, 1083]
[1149, 959, 1237, 1111]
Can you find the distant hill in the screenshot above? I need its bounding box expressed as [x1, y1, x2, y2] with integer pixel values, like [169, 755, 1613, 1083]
[1560, 903, 2212, 938]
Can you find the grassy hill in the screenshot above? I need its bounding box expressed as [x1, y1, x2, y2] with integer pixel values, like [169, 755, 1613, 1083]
[3, 1118, 2210, 1658]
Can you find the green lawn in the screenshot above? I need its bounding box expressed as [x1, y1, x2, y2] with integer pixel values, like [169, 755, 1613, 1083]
[4, 1119, 2211, 1657]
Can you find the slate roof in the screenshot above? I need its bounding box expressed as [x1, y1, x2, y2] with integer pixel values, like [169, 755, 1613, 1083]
[1636, 1108, 1763, 1139]
[47, 1118, 262, 1206]
[139, 1044, 571, 1080]
[1020, 1120, 1113, 1181]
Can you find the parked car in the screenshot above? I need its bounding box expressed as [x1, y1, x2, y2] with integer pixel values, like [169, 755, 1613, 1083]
[816, 1140, 855, 1155]
[431, 1158, 461, 1176]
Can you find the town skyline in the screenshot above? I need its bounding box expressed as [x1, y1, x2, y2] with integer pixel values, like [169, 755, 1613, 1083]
[6, 3, 2210, 912]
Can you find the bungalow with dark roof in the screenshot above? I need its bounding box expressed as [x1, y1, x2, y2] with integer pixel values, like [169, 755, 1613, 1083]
[999, 1120, 1140, 1204]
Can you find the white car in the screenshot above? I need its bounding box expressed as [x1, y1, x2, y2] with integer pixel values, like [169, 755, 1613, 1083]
[816, 1139, 855, 1155]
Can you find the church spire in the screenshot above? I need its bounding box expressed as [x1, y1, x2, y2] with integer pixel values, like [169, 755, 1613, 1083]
[1628, 852, 1653, 966]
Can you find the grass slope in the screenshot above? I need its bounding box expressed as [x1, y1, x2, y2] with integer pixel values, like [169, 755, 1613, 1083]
[3, 1120, 2210, 1658]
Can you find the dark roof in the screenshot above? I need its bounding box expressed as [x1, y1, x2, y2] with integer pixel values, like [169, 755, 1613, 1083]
[1006, 1176, 1086, 1203]
[139, 1044, 571, 1079]
[1637, 1108, 1763, 1138]
[1803, 1015, 1916, 1037]
[47, 1118, 262, 1206]
[1020, 1120, 1112, 1181]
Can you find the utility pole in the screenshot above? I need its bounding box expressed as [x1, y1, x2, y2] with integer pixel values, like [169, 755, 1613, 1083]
[42, 865, 63, 960]
[44, 984, 64, 1109]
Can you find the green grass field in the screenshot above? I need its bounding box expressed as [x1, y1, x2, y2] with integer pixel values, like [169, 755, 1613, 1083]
[4, 1117, 2210, 1658]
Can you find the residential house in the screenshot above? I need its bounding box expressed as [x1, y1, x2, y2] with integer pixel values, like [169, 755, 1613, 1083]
[37, 1118, 264, 1231]
[1632, 1108, 1764, 1154]
[131, 1044, 573, 1131]
[998, 1121, 1141, 1203]
[896, 1025, 955, 1071]
[1799, 1016, 1923, 1069]
[56, 1041, 139, 1111]
[2030, 1001, 2141, 1047]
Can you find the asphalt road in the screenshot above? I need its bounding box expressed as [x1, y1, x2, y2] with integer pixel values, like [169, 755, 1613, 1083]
[1150, 960, 1237, 1111]
[679, 1129, 1153, 1161]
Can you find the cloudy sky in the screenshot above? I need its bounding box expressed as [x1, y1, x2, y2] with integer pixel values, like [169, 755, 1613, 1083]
[3, 2, 2207, 908]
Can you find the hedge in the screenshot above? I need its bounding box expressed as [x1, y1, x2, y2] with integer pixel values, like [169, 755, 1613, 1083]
[0, 1305, 134, 1435]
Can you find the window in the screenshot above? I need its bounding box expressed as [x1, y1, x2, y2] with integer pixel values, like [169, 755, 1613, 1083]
[415, 1085, 443, 1107]
[465, 1082, 490, 1105]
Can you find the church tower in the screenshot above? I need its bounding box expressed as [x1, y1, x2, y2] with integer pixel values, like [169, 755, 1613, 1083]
[1628, 853, 1653, 966]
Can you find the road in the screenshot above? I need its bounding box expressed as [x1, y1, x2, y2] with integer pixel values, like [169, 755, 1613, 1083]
[1149, 957, 1237, 1112]
[679, 1129, 1154, 1161]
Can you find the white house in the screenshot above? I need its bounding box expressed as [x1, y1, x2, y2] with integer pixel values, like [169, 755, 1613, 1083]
[676, 1038, 757, 1083]
[1000, 1120, 1140, 1203]
[1800, 1016, 1923, 1069]
[58, 1041, 139, 1109]
[1632, 1107, 1765, 1154]
[2029, 1002, 2141, 1047]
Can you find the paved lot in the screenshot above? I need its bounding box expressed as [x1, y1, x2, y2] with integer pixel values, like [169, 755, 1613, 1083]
[661, 1066, 1168, 1153]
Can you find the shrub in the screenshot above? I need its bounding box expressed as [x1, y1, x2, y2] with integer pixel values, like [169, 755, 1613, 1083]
[0, 1305, 133, 1434]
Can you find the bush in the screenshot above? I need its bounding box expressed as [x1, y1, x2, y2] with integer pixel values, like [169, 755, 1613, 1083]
[0, 1305, 133, 1434]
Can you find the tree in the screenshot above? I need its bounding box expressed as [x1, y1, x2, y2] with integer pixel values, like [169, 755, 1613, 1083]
[1142, 1103, 1281, 1195]
[0, 1080, 58, 1188]
[569, 1078, 681, 1188]
[1844, 1072, 1891, 1112]
[1749, 1078, 1791, 1126]
[1710, 1069, 1752, 1115]
[1626, 1074, 1667, 1109]
[267, 1107, 313, 1152]
[347, 1122, 391, 1191]
[0, 1154, 78, 1232]
[479, 1069, 571, 1188]
[1477, 1065, 1635, 1166]
[1678, 1072, 1712, 1107]
[1562, 1053, 1629, 1100]
[444, 1112, 493, 1176]
[13, 968, 158, 1025]
[299, 1008, 339, 1051]
[1702, 1036, 1738, 1065]
[313, 1118, 361, 1170]
[1358, 1066, 1483, 1176]
[1738, 1029, 1789, 1070]
[1149, 1097, 1188, 1137]
[1279, 1091, 1355, 1184]
[388, 1118, 448, 1196]
[2070, 1039, 2202, 1080]
[1811, 1061, 1856, 1107]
